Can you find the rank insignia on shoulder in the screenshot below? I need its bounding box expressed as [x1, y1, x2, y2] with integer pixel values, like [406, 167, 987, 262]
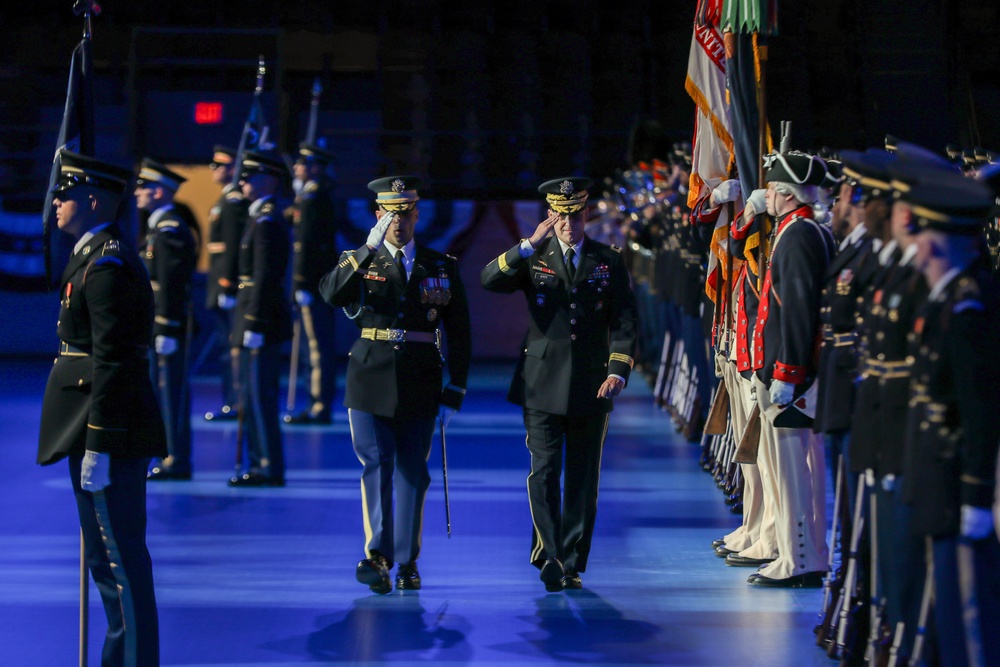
[304, 181, 319, 193]
[102, 239, 119, 254]
[260, 202, 275, 215]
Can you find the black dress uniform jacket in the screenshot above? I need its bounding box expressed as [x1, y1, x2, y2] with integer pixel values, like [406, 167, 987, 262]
[143, 206, 197, 339]
[319, 242, 472, 420]
[850, 253, 928, 475]
[813, 233, 879, 433]
[902, 268, 1000, 536]
[38, 224, 167, 464]
[205, 185, 249, 308]
[481, 236, 638, 416]
[232, 196, 293, 345]
[291, 178, 337, 293]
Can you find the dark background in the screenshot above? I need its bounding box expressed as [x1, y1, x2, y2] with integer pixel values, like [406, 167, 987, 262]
[1, 0, 998, 207]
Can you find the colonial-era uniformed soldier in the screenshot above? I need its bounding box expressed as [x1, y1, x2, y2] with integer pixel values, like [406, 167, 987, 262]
[901, 168, 1000, 667]
[229, 151, 292, 487]
[39, 151, 166, 665]
[481, 176, 638, 592]
[134, 158, 198, 481]
[748, 152, 835, 588]
[204, 145, 249, 422]
[319, 175, 471, 594]
[284, 143, 339, 425]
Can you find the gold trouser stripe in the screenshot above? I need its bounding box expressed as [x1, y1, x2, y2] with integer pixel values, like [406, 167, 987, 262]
[92, 491, 139, 665]
[349, 409, 376, 558]
[526, 428, 548, 564]
[301, 304, 323, 401]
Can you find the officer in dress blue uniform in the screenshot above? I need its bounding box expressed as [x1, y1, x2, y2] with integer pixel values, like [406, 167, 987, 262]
[134, 158, 198, 480]
[319, 175, 471, 594]
[204, 146, 249, 422]
[284, 143, 339, 424]
[900, 167, 1000, 667]
[229, 151, 293, 487]
[481, 176, 638, 592]
[38, 151, 166, 666]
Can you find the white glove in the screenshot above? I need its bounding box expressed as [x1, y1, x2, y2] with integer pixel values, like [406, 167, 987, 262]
[366, 211, 397, 249]
[865, 468, 876, 488]
[881, 474, 897, 492]
[218, 294, 236, 311]
[155, 335, 178, 356]
[960, 505, 994, 540]
[769, 379, 795, 406]
[81, 451, 111, 492]
[243, 331, 264, 349]
[438, 406, 457, 429]
[710, 179, 742, 207]
[743, 188, 768, 221]
[295, 290, 312, 306]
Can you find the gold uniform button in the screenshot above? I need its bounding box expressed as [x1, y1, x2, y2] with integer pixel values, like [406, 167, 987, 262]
[78, 379, 84, 386]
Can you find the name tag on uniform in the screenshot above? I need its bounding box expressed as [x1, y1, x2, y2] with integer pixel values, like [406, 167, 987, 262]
[534, 272, 557, 286]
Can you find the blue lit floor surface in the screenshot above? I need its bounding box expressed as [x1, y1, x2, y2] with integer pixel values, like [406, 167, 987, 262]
[1, 358, 837, 666]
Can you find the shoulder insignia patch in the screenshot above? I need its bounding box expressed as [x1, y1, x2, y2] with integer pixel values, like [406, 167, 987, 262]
[101, 239, 121, 256]
[304, 181, 319, 193]
[260, 202, 275, 216]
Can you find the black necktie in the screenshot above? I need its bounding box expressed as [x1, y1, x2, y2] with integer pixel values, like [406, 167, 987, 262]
[395, 249, 407, 283]
[565, 248, 576, 281]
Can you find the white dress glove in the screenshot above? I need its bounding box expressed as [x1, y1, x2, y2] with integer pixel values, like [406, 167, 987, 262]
[243, 331, 264, 349]
[155, 335, 178, 356]
[881, 474, 897, 492]
[960, 505, 994, 540]
[81, 451, 111, 492]
[295, 290, 312, 306]
[769, 379, 795, 406]
[710, 179, 742, 207]
[742, 188, 768, 225]
[366, 211, 397, 249]
[218, 294, 236, 311]
[438, 406, 457, 430]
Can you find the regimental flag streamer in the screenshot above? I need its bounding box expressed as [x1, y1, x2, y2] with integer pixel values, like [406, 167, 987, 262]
[687, 2, 734, 303]
[41, 35, 94, 289]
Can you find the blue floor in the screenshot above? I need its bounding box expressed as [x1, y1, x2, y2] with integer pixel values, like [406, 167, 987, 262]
[1, 358, 836, 666]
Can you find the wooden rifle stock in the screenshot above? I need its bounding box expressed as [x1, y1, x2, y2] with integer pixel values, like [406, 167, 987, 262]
[831, 476, 867, 661]
[732, 403, 760, 464]
[704, 379, 729, 436]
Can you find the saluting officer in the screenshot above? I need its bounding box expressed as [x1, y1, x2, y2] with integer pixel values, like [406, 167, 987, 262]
[134, 158, 198, 481]
[39, 151, 166, 665]
[319, 176, 471, 594]
[481, 177, 638, 592]
[285, 143, 339, 425]
[204, 145, 249, 422]
[901, 167, 1000, 667]
[229, 151, 293, 487]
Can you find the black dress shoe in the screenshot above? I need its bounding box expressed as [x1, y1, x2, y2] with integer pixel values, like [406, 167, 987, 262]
[396, 562, 421, 590]
[539, 558, 564, 592]
[147, 466, 192, 481]
[750, 571, 825, 588]
[228, 471, 285, 487]
[205, 405, 238, 421]
[747, 572, 761, 584]
[283, 409, 332, 425]
[714, 545, 738, 558]
[725, 554, 776, 567]
[730, 501, 744, 515]
[357, 552, 392, 595]
[561, 570, 582, 590]
[710, 537, 727, 549]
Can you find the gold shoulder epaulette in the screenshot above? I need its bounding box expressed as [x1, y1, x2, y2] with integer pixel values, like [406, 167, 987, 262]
[260, 202, 275, 216]
[304, 181, 319, 193]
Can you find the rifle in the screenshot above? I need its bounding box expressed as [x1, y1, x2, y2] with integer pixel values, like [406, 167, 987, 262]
[816, 454, 846, 642]
[439, 415, 451, 537]
[866, 473, 891, 666]
[885, 622, 905, 667]
[831, 475, 867, 661]
[653, 331, 672, 408]
[909, 537, 935, 666]
[704, 378, 729, 436]
[79, 528, 88, 667]
[732, 403, 760, 465]
[286, 317, 301, 412]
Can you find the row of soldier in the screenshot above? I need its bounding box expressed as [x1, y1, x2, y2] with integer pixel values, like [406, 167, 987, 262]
[691, 140, 1000, 667]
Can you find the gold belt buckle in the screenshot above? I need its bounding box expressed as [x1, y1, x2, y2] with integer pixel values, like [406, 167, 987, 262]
[385, 328, 405, 342]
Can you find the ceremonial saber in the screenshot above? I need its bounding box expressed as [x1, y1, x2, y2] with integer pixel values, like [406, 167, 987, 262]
[286, 317, 300, 412]
[439, 415, 451, 537]
[79, 528, 88, 667]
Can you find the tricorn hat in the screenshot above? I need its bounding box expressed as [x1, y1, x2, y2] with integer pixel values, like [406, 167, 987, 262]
[763, 151, 828, 187]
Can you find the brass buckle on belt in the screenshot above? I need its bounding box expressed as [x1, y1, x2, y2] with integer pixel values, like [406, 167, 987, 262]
[385, 328, 405, 342]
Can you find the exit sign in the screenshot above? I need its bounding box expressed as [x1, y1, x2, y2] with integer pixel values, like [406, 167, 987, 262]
[194, 101, 224, 125]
